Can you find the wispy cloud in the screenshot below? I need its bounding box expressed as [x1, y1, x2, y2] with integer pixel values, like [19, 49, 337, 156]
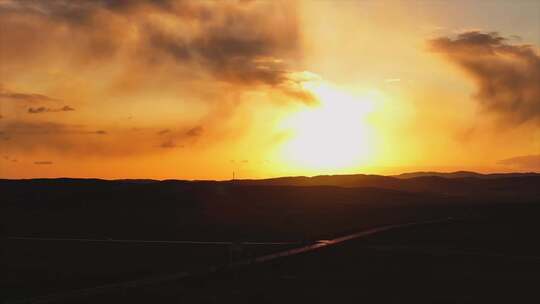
[160, 140, 178, 149]
[498, 154, 540, 170]
[0, 86, 60, 103]
[185, 126, 203, 137]
[28, 105, 75, 113]
[157, 129, 171, 135]
[34, 161, 53, 165]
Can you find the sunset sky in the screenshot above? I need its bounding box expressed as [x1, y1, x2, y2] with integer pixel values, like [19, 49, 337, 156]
[1, 0, 539, 179]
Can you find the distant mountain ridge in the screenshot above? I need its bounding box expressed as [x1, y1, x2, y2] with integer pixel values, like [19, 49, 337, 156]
[2, 171, 538, 184]
[2, 171, 539, 249]
[2, 171, 539, 198]
[392, 171, 540, 179]
[232, 171, 540, 197]
[2, 170, 534, 199]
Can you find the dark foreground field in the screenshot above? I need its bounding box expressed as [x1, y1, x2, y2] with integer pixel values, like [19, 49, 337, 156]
[3, 172, 540, 303]
[81, 204, 540, 304]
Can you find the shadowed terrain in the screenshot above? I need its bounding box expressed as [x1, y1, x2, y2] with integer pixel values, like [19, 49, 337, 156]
[3, 172, 540, 303]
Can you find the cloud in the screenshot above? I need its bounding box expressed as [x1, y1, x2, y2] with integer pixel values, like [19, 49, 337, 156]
[122, 1, 311, 102]
[429, 31, 540, 125]
[185, 126, 203, 137]
[157, 129, 171, 135]
[28, 105, 75, 113]
[160, 140, 177, 149]
[158, 125, 203, 148]
[28, 107, 47, 114]
[0, 0, 316, 105]
[0, 121, 79, 135]
[0, 120, 207, 157]
[498, 154, 540, 170]
[0, 0, 317, 163]
[0, 88, 60, 103]
[0, 121, 113, 155]
[34, 161, 53, 165]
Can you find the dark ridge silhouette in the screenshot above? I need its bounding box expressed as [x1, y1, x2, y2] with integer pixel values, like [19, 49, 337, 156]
[4, 173, 539, 242]
[234, 172, 540, 197]
[4, 172, 540, 302]
[393, 170, 539, 179]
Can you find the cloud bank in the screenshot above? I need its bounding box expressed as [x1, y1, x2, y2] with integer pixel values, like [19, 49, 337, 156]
[430, 31, 540, 125]
[0, 0, 314, 104]
[0, 0, 317, 159]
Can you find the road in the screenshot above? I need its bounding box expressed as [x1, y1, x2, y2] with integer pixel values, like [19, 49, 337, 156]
[250, 218, 452, 264]
[6, 218, 453, 304]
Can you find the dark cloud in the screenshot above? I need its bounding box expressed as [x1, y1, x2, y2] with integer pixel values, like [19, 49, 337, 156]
[0, 1, 315, 162]
[142, 4, 315, 103]
[0, 0, 173, 21]
[157, 129, 170, 135]
[185, 126, 203, 137]
[0, 88, 60, 103]
[0, 0, 315, 104]
[279, 84, 317, 105]
[28, 105, 75, 113]
[160, 140, 177, 149]
[62, 105, 75, 111]
[0, 121, 79, 135]
[34, 161, 53, 165]
[28, 107, 48, 114]
[1, 121, 105, 136]
[158, 125, 203, 148]
[0, 120, 208, 157]
[498, 154, 540, 170]
[144, 1, 314, 104]
[430, 31, 540, 124]
[151, 124, 205, 150]
[0, 121, 130, 156]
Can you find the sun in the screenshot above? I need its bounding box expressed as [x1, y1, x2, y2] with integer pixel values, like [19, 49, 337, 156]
[278, 81, 378, 173]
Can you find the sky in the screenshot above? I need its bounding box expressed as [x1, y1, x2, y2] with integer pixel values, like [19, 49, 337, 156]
[1, 0, 539, 179]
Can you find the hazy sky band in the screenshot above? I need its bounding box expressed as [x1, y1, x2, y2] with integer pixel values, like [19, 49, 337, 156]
[0, 0, 539, 178]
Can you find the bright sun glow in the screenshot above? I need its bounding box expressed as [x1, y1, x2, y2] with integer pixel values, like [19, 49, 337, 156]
[279, 81, 378, 172]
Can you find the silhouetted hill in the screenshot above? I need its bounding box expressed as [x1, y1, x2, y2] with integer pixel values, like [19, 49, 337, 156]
[1, 179, 448, 240]
[3, 173, 539, 241]
[393, 171, 539, 179]
[394, 171, 484, 179]
[4, 174, 540, 302]
[235, 173, 540, 197]
[236, 174, 396, 188]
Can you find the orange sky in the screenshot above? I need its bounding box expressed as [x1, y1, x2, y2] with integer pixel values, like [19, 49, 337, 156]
[1, 0, 539, 179]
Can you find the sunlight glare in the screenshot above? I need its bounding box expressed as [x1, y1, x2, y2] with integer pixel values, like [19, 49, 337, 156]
[279, 81, 378, 172]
